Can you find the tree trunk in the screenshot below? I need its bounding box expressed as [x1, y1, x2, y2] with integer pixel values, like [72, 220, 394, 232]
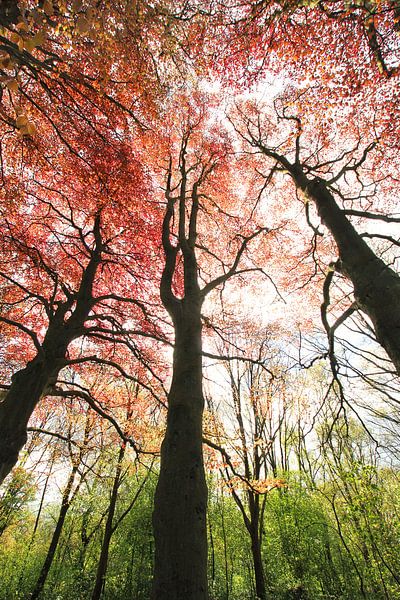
[29, 463, 78, 599]
[255, 139, 400, 375]
[0, 356, 57, 484]
[301, 175, 400, 374]
[151, 130, 244, 598]
[247, 492, 266, 600]
[0, 214, 102, 484]
[151, 302, 208, 600]
[91, 444, 126, 600]
[250, 527, 267, 600]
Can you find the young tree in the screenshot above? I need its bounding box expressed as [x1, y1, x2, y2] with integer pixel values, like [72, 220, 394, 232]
[91, 382, 154, 600]
[205, 339, 290, 599]
[0, 465, 36, 537]
[30, 405, 99, 599]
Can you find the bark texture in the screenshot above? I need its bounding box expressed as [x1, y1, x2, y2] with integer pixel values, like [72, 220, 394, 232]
[151, 303, 208, 599]
[0, 344, 69, 484]
[151, 131, 257, 598]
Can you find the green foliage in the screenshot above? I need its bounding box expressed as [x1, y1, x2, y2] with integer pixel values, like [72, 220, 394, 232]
[0, 466, 36, 537]
[1, 438, 399, 599]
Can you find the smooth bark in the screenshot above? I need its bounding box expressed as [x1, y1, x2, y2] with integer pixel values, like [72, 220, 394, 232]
[302, 176, 400, 375]
[0, 358, 55, 484]
[253, 134, 400, 374]
[151, 145, 208, 599]
[152, 131, 260, 598]
[249, 512, 267, 599]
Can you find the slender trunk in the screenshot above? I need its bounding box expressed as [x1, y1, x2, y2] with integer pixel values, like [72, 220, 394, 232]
[30, 463, 78, 599]
[32, 450, 56, 538]
[250, 527, 266, 600]
[247, 493, 266, 600]
[91, 444, 126, 600]
[16, 450, 56, 592]
[301, 175, 400, 374]
[220, 492, 230, 600]
[208, 514, 215, 583]
[151, 303, 208, 600]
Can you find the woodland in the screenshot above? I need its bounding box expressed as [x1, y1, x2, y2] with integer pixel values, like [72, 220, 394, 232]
[0, 1, 399, 599]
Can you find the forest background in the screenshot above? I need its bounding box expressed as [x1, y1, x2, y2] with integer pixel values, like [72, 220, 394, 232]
[0, 1, 399, 599]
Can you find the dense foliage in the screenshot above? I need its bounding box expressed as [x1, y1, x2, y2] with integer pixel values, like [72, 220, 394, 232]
[1, 411, 399, 600]
[0, 1, 399, 598]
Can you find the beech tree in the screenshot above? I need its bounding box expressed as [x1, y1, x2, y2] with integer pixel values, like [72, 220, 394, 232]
[1, 3, 400, 599]
[231, 99, 400, 378]
[0, 129, 161, 483]
[212, 0, 400, 93]
[0, 0, 180, 133]
[151, 99, 271, 599]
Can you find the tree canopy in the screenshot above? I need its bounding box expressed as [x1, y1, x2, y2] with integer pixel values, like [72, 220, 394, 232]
[0, 2, 399, 599]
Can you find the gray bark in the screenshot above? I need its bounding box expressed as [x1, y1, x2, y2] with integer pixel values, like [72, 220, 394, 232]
[254, 136, 400, 374]
[151, 303, 208, 599]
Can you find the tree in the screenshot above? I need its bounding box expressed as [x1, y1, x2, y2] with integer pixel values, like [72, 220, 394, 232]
[232, 98, 400, 377]
[29, 405, 98, 599]
[0, 0, 184, 137]
[1, 4, 400, 599]
[205, 336, 292, 600]
[91, 383, 153, 600]
[151, 97, 270, 599]
[0, 465, 36, 537]
[0, 129, 160, 482]
[212, 0, 400, 88]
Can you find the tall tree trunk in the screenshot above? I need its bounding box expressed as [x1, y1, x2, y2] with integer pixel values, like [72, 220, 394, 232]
[151, 303, 208, 600]
[32, 450, 56, 539]
[151, 129, 254, 598]
[254, 138, 400, 374]
[151, 137, 213, 599]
